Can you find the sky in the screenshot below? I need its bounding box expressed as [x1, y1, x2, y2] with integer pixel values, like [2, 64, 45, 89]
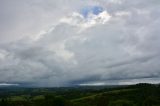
[0, 0, 160, 87]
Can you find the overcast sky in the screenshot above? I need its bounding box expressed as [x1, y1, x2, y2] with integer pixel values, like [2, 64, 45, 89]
[0, 0, 160, 87]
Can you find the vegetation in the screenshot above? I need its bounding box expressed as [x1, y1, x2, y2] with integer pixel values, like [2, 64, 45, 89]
[0, 83, 160, 106]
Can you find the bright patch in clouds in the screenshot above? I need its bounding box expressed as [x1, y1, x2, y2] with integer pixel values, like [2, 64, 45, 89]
[79, 82, 106, 86]
[0, 83, 19, 86]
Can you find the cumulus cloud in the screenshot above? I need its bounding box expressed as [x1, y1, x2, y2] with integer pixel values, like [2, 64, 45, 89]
[0, 0, 160, 87]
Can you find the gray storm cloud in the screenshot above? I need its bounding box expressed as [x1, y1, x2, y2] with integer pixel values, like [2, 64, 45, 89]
[0, 0, 160, 87]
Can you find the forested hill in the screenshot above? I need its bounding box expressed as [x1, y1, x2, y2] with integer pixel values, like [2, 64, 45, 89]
[0, 83, 160, 106]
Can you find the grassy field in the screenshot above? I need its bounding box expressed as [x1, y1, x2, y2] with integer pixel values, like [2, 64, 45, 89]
[0, 83, 160, 106]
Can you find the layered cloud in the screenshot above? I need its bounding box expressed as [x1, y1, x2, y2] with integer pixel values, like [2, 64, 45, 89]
[0, 0, 160, 86]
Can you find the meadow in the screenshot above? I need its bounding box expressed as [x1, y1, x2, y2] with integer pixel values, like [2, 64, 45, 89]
[0, 83, 160, 106]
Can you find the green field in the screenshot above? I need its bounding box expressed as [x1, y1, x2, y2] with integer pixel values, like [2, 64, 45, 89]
[0, 83, 160, 106]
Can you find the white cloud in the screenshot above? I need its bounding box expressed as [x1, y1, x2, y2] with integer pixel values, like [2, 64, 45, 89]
[114, 11, 131, 17]
[60, 11, 111, 31]
[0, 49, 8, 60]
[108, 0, 124, 4]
